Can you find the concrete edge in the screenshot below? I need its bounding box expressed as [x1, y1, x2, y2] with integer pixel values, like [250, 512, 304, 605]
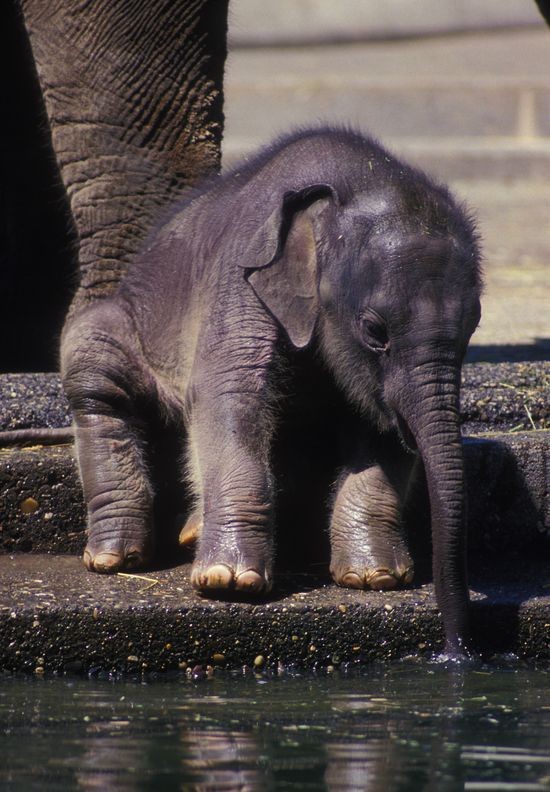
[1, 556, 548, 674]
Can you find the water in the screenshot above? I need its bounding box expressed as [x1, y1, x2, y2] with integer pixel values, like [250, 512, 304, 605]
[1, 661, 549, 790]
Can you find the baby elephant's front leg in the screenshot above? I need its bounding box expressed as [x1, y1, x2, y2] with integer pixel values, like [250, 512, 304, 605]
[188, 391, 275, 596]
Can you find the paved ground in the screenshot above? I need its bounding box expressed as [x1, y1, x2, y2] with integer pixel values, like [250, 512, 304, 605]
[222, 28, 550, 359]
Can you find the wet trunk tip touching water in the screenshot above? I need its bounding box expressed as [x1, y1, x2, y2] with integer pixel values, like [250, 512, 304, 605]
[394, 364, 471, 656]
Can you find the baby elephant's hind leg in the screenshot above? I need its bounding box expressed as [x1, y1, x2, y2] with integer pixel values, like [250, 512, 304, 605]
[330, 455, 415, 591]
[62, 303, 155, 573]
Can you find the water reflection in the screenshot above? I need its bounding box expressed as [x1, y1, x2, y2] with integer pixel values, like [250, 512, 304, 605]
[179, 731, 271, 790]
[325, 739, 396, 790]
[75, 729, 148, 790]
[323, 671, 467, 791]
[0, 663, 549, 791]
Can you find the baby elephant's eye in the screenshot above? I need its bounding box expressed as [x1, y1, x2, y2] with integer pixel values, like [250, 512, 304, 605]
[359, 311, 390, 354]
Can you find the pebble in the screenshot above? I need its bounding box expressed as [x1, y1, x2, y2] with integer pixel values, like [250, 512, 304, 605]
[21, 497, 39, 515]
[191, 664, 206, 680]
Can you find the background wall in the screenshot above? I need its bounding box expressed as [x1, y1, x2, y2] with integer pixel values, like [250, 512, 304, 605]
[222, 2, 550, 360]
[228, 0, 544, 46]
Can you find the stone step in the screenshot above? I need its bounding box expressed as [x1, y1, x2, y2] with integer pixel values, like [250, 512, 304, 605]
[1, 366, 547, 673]
[0, 367, 547, 558]
[0, 430, 547, 558]
[224, 84, 550, 145]
[0, 554, 548, 674]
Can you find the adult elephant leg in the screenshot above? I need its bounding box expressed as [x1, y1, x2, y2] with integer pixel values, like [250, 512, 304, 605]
[20, 0, 228, 312]
[330, 446, 416, 591]
[61, 301, 156, 573]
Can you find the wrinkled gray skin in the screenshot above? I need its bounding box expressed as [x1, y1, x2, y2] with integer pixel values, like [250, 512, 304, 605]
[62, 128, 482, 655]
[20, 0, 228, 316]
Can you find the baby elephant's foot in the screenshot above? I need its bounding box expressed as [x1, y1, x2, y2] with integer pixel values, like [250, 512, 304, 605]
[191, 562, 272, 595]
[191, 535, 272, 596]
[331, 546, 414, 591]
[332, 562, 414, 591]
[83, 522, 153, 574]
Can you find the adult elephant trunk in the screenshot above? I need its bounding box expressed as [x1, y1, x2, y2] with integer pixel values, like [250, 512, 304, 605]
[391, 359, 470, 656]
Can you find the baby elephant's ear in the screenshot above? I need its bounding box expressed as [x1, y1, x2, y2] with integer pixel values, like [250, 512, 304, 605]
[241, 184, 336, 349]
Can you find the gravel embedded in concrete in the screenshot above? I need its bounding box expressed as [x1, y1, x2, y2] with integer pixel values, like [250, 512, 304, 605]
[1, 364, 548, 434]
[0, 555, 548, 674]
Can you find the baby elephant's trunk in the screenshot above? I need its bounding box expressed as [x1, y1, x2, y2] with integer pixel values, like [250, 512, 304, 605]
[392, 360, 470, 655]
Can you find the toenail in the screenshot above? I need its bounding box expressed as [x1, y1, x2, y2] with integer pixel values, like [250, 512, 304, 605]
[93, 552, 123, 573]
[235, 570, 264, 592]
[205, 564, 234, 589]
[340, 571, 364, 589]
[125, 551, 142, 568]
[368, 570, 398, 590]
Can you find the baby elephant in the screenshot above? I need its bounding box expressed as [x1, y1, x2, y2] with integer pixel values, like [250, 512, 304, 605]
[62, 127, 481, 655]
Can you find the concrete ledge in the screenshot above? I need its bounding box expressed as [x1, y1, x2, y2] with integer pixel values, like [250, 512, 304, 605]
[461, 362, 548, 433]
[0, 430, 547, 555]
[0, 367, 548, 556]
[0, 555, 548, 674]
[0, 373, 69, 432]
[0, 445, 85, 554]
[464, 431, 549, 550]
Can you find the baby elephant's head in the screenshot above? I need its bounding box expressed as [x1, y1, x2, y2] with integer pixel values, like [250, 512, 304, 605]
[241, 179, 481, 441]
